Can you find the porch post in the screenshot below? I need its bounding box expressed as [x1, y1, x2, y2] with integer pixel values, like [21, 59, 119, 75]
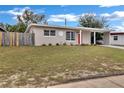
[80, 30, 82, 45]
[94, 32, 96, 44]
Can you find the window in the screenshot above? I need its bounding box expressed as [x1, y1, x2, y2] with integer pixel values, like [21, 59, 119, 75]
[44, 30, 56, 36]
[50, 30, 56, 36]
[113, 36, 118, 40]
[71, 32, 75, 40]
[44, 30, 49, 36]
[66, 31, 75, 41]
[66, 32, 71, 40]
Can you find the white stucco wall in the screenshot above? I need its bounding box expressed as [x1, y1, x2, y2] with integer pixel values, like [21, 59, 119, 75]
[110, 35, 124, 45]
[103, 32, 110, 45]
[29, 26, 79, 46]
[81, 31, 91, 45]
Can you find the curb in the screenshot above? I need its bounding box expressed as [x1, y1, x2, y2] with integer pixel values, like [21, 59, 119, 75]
[48, 71, 124, 87]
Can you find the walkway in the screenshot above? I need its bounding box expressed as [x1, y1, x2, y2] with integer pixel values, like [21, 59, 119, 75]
[100, 45, 124, 50]
[49, 75, 124, 88]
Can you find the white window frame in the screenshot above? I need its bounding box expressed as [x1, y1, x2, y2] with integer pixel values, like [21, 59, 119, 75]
[50, 30, 56, 36]
[66, 31, 75, 41]
[44, 30, 56, 37]
[44, 30, 49, 36]
[113, 35, 118, 41]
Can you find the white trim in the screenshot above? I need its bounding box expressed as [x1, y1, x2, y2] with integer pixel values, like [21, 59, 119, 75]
[44, 30, 56, 37]
[25, 24, 111, 33]
[43, 34, 56, 37]
[66, 31, 76, 41]
[80, 30, 82, 45]
[94, 32, 96, 44]
[66, 40, 76, 42]
[113, 35, 118, 41]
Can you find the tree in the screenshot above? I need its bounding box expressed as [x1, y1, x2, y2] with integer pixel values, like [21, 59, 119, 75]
[79, 14, 109, 28]
[16, 9, 46, 32]
[0, 9, 46, 32]
[0, 23, 5, 27]
[17, 9, 45, 25]
[16, 23, 27, 32]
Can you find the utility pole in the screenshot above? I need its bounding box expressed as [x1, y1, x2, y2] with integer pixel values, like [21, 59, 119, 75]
[65, 17, 67, 27]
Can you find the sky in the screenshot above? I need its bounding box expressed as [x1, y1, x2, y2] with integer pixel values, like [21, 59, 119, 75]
[0, 5, 124, 31]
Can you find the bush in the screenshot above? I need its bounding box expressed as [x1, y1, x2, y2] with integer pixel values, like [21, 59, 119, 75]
[63, 42, 67, 46]
[70, 43, 73, 46]
[80, 44, 89, 46]
[48, 43, 52, 46]
[42, 44, 46, 46]
[56, 43, 60, 46]
[80, 44, 85, 46]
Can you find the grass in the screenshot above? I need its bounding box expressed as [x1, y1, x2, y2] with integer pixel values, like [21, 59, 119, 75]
[0, 46, 124, 87]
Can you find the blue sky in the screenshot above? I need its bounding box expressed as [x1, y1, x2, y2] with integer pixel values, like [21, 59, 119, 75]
[0, 5, 124, 31]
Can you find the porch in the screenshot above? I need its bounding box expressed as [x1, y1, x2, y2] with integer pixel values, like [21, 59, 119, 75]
[77, 27, 110, 45]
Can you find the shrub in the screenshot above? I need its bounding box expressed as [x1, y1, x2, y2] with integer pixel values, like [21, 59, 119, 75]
[70, 43, 73, 46]
[80, 44, 85, 46]
[81, 44, 89, 46]
[42, 44, 46, 46]
[63, 42, 67, 46]
[48, 43, 52, 46]
[56, 43, 60, 46]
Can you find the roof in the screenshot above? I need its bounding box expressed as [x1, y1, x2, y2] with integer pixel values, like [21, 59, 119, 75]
[0, 26, 7, 32]
[25, 24, 111, 33]
[110, 32, 124, 35]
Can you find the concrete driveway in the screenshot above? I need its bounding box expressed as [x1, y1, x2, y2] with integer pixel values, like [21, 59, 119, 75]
[49, 75, 124, 88]
[100, 45, 124, 50]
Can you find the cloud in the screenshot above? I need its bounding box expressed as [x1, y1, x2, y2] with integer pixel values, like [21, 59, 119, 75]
[48, 14, 79, 22]
[114, 22, 124, 31]
[0, 7, 45, 21]
[100, 11, 124, 31]
[0, 7, 30, 16]
[99, 5, 120, 8]
[48, 13, 96, 22]
[100, 11, 124, 20]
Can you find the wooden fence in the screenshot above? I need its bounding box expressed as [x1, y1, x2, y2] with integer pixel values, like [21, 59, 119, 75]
[0, 32, 35, 46]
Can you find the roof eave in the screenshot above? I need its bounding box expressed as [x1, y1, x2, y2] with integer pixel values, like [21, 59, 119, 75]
[25, 24, 111, 33]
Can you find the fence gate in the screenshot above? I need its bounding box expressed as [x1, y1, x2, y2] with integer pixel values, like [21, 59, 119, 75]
[0, 32, 35, 46]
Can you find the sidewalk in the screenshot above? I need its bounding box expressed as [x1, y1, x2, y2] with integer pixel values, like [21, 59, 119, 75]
[49, 75, 124, 88]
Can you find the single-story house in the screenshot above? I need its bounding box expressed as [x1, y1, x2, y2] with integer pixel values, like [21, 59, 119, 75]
[25, 24, 111, 46]
[0, 26, 6, 32]
[110, 32, 124, 45]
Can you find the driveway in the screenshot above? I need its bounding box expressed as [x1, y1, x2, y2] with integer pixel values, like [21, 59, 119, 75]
[100, 45, 124, 50]
[49, 75, 124, 88]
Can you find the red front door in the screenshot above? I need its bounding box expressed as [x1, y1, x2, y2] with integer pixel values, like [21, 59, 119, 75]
[78, 34, 80, 44]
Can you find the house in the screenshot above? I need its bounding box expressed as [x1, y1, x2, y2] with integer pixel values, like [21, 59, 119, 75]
[110, 32, 124, 45]
[25, 24, 111, 46]
[0, 26, 7, 32]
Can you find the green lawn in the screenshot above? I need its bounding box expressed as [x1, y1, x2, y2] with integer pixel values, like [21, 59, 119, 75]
[0, 46, 124, 87]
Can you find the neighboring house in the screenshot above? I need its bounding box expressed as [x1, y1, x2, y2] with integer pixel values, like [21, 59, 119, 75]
[110, 32, 124, 45]
[0, 26, 7, 32]
[25, 24, 110, 46]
